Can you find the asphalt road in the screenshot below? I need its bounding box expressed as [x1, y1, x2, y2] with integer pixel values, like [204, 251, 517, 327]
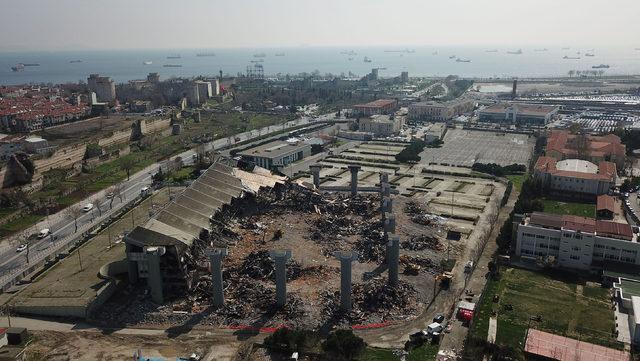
[0, 115, 316, 280]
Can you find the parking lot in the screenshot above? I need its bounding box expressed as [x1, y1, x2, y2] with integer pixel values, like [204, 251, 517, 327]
[420, 128, 535, 168]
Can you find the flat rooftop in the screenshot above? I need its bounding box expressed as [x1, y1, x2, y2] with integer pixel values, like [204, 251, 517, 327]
[616, 278, 640, 299]
[237, 140, 310, 159]
[556, 159, 598, 174]
[480, 103, 559, 116]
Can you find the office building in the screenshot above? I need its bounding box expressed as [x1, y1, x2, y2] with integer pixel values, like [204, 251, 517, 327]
[87, 74, 116, 103]
[408, 99, 475, 121]
[534, 157, 616, 196]
[400, 71, 409, 83]
[478, 103, 558, 125]
[515, 212, 638, 270]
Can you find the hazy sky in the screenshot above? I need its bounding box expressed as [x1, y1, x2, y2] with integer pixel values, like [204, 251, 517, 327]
[1, 0, 639, 51]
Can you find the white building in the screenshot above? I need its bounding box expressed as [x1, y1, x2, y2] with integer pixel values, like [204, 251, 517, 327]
[613, 278, 640, 345]
[534, 157, 616, 196]
[359, 115, 404, 136]
[515, 212, 639, 270]
[237, 140, 312, 169]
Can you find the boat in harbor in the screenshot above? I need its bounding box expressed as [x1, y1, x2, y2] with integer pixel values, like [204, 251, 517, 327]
[456, 58, 471, 63]
[11, 63, 25, 72]
[253, 53, 266, 58]
[507, 49, 523, 55]
[163, 64, 182, 67]
[143, 61, 153, 65]
[585, 53, 595, 57]
[196, 53, 215, 57]
[449, 55, 456, 59]
[363, 56, 372, 63]
[563, 55, 580, 59]
[592, 64, 610, 69]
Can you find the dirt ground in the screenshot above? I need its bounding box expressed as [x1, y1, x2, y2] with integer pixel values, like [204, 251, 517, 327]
[22, 330, 241, 361]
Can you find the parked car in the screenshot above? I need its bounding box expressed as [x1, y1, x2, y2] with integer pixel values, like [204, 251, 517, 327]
[427, 322, 443, 334]
[16, 244, 27, 252]
[37, 228, 51, 239]
[433, 314, 445, 323]
[140, 186, 151, 196]
[82, 203, 94, 212]
[106, 192, 115, 199]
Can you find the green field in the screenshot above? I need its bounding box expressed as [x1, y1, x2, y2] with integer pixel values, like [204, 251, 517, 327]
[470, 267, 620, 353]
[359, 343, 438, 361]
[541, 199, 596, 218]
[506, 174, 525, 192]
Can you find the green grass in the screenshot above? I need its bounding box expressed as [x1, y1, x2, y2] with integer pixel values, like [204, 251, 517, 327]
[359, 347, 398, 361]
[506, 174, 526, 192]
[0, 214, 45, 237]
[541, 198, 596, 218]
[406, 343, 438, 361]
[470, 267, 620, 351]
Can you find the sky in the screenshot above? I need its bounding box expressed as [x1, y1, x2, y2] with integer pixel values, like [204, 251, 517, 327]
[1, 0, 639, 51]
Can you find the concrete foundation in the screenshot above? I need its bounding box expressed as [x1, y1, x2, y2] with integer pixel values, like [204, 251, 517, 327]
[145, 246, 166, 304]
[348, 165, 361, 196]
[309, 165, 322, 188]
[334, 251, 358, 312]
[269, 249, 292, 307]
[207, 248, 228, 308]
[387, 234, 400, 287]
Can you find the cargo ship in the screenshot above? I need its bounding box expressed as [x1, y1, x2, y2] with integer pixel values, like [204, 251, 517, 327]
[196, 53, 215, 57]
[69, 60, 82, 63]
[507, 49, 523, 55]
[253, 53, 266, 58]
[163, 64, 182, 67]
[11, 63, 24, 72]
[592, 64, 610, 69]
[563, 55, 581, 59]
[456, 58, 471, 63]
[166, 55, 181, 59]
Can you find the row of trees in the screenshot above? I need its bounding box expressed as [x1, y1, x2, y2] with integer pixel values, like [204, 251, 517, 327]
[471, 163, 526, 177]
[263, 328, 366, 360]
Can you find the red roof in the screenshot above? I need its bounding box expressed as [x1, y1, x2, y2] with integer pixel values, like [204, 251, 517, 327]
[525, 329, 629, 361]
[534, 156, 616, 182]
[562, 215, 596, 233]
[596, 195, 617, 213]
[596, 220, 633, 240]
[546, 130, 626, 160]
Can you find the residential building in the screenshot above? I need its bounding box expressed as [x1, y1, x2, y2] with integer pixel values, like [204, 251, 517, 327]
[515, 212, 639, 270]
[87, 74, 116, 103]
[546, 130, 626, 169]
[358, 114, 404, 136]
[408, 98, 475, 121]
[400, 71, 409, 83]
[147, 72, 160, 84]
[237, 140, 312, 169]
[0, 135, 54, 159]
[534, 157, 616, 196]
[0, 96, 89, 133]
[478, 103, 559, 125]
[352, 99, 398, 116]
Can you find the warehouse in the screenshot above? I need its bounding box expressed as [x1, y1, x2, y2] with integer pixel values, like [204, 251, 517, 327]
[237, 140, 312, 169]
[515, 212, 638, 270]
[478, 103, 559, 125]
[408, 98, 475, 121]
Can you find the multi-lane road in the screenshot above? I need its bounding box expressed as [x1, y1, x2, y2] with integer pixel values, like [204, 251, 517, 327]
[0, 115, 320, 280]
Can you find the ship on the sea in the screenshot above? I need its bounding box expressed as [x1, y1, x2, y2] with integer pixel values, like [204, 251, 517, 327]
[253, 53, 267, 58]
[69, 60, 82, 63]
[485, 49, 498, 53]
[363, 57, 372, 63]
[534, 48, 548, 52]
[143, 61, 153, 65]
[196, 53, 215, 57]
[585, 53, 595, 57]
[275, 53, 285, 56]
[166, 55, 181, 59]
[592, 64, 610, 69]
[22, 63, 40, 66]
[11, 63, 25, 72]
[456, 58, 471, 63]
[563, 55, 580, 60]
[163, 64, 182, 67]
[507, 49, 523, 55]
[449, 55, 456, 59]
[340, 50, 357, 56]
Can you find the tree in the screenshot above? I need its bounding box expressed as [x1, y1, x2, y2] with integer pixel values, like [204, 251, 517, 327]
[113, 183, 125, 203]
[568, 70, 575, 78]
[119, 157, 136, 180]
[321, 330, 365, 361]
[94, 198, 104, 217]
[67, 204, 84, 233]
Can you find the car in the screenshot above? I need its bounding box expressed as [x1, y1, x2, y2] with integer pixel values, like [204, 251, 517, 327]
[433, 314, 445, 323]
[37, 228, 51, 239]
[82, 203, 94, 212]
[625, 193, 630, 198]
[140, 186, 151, 196]
[16, 244, 27, 252]
[106, 192, 115, 199]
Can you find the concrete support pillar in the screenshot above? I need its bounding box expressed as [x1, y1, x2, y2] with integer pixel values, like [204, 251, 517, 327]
[207, 248, 228, 308]
[125, 243, 139, 284]
[380, 172, 390, 184]
[270, 250, 292, 307]
[382, 183, 391, 198]
[384, 213, 396, 236]
[348, 165, 361, 196]
[382, 197, 393, 214]
[387, 234, 400, 287]
[309, 165, 322, 188]
[334, 251, 358, 312]
[145, 246, 165, 304]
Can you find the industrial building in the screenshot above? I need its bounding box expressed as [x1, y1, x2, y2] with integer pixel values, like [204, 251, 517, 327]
[478, 103, 559, 125]
[237, 140, 312, 169]
[87, 74, 116, 103]
[408, 98, 475, 121]
[546, 130, 626, 169]
[358, 114, 404, 136]
[533, 157, 616, 196]
[613, 277, 640, 346]
[352, 99, 398, 117]
[514, 212, 638, 270]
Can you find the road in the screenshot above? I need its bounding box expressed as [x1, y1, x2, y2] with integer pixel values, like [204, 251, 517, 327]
[0, 116, 317, 281]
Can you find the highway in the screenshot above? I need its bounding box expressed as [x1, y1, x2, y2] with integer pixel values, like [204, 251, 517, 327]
[0, 116, 317, 280]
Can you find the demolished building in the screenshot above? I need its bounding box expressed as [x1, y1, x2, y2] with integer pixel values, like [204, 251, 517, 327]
[124, 161, 286, 303]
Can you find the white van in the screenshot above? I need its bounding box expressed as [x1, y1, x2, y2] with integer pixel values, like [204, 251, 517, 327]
[37, 229, 51, 239]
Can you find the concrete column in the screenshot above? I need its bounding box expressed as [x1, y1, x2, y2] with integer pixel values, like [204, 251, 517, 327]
[348, 165, 361, 196]
[269, 250, 292, 307]
[387, 234, 400, 287]
[334, 251, 358, 312]
[145, 246, 165, 304]
[380, 172, 390, 184]
[125, 243, 138, 284]
[309, 165, 322, 188]
[207, 248, 228, 308]
[383, 183, 391, 198]
[382, 197, 393, 214]
[384, 213, 396, 236]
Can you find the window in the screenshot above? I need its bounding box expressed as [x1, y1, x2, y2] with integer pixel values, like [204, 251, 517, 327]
[570, 255, 580, 260]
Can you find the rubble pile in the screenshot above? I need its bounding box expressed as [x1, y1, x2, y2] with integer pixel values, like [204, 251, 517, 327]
[400, 255, 440, 275]
[232, 250, 303, 280]
[404, 201, 424, 215]
[354, 220, 386, 262]
[401, 235, 443, 251]
[322, 278, 418, 323]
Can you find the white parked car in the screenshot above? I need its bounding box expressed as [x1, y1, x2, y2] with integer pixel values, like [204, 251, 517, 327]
[37, 228, 51, 239]
[16, 244, 27, 252]
[82, 203, 94, 212]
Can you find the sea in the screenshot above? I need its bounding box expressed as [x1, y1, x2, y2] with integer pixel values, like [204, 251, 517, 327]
[1, 46, 640, 85]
